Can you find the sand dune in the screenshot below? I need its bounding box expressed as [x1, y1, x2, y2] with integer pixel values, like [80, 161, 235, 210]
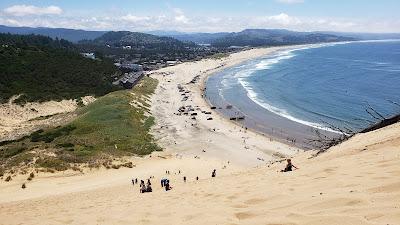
[0, 122, 398, 225]
[0, 96, 95, 142]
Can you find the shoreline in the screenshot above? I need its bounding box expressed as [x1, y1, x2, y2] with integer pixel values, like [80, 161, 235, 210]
[198, 49, 301, 150]
[150, 46, 302, 167]
[203, 41, 392, 149]
[201, 44, 325, 149]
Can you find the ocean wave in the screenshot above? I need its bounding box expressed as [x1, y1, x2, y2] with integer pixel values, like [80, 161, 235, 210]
[235, 42, 353, 133]
[255, 52, 295, 70]
[244, 86, 344, 134]
[253, 42, 348, 72]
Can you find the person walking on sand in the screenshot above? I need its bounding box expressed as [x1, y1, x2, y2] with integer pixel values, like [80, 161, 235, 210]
[165, 180, 172, 191]
[212, 169, 216, 177]
[183, 176, 186, 182]
[140, 180, 146, 193]
[281, 159, 298, 172]
[146, 182, 152, 192]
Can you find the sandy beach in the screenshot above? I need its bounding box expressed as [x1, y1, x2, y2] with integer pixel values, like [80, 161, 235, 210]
[0, 48, 399, 225]
[150, 47, 301, 167]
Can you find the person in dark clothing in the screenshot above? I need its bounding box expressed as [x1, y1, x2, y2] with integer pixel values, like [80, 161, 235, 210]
[211, 169, 216, 177]
[135, 178, 138, 184]
[146, 183, 152, 192]
[281, 159, 298, 172]
[196, 176, 199, 181]
[183, 176, 186, 182]
[165, 180, 172, 191]
[131, 178, 135, 186]
[140, 180, 146, 193]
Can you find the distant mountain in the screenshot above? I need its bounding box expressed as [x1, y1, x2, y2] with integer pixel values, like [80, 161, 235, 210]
[81, 31, 196, 49]
[0, 25, 106, 43]
[169, 33, 231, 44]
[210, 29, 356, 47]
[149, 29, 356, 46]
[318, 31, 400, 40]
[146, 30, 188, 36]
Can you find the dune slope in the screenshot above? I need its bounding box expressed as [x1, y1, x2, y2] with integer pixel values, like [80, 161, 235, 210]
[0, 122, 399, 225]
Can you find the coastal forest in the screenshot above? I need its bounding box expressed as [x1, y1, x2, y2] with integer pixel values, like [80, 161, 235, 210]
[0, 33, 120, 104]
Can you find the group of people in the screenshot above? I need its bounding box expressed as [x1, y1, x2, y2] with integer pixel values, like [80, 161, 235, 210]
[132, 159, 297, 194]
[138, 179, 152, 193]
[160, 178, 172, 191]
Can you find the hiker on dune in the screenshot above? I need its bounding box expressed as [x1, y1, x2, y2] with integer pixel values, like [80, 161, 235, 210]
[281, 159, 298, 172]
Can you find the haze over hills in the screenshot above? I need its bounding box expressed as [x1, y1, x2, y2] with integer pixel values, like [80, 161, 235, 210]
[318, 31, 400, 41]
[2, 25, 400, 47]
[0, 25, 106, 43]
[144, 29, 400, 45]
[209, 29, 356, 47]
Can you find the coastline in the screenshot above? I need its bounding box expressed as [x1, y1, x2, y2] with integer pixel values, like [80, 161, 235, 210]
[202, 40, 400, 148]
[0, 46, 399, 225]
[149, 46, 301, 167]
[202, 44, 333, 149]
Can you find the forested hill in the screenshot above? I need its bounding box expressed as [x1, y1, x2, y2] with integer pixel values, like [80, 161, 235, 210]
[0, 25, 106, 43]
[0, 33, 120, 104]
[81, 31, 195, 49]
[210, 29, 356, 47]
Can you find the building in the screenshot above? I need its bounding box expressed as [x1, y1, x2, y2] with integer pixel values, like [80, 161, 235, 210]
[81, 53, 96, 60]
[118, 72, 144, 89]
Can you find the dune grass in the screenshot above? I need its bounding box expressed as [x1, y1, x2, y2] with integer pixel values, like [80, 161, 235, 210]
[0, 77, 161, 172]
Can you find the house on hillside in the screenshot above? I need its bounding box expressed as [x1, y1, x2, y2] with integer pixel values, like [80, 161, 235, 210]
[166, 61, 179, 66]
[81, 52, 96, 60]
[118, 72, 144, 89]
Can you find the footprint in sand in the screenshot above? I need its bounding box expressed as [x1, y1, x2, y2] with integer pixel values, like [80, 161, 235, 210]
[183, 213, 203, 221]
[306, 197, 365, 210]
[235, 212, 256, 220]
[232, 204, 248, 209]
[244, 198, 267, 205]
[368, 181, 400, 193]
[322, 167, 337, 173]
[226, 195, 238, 200]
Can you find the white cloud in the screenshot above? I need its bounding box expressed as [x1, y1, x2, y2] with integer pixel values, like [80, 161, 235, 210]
[266, 13, 301, 26]
[0, 7, 398, 33]
[121, 14, 150, 23]
[173, 8, 189, 24]
[4, 5, 62, 16]
[276, 0, 304, 4]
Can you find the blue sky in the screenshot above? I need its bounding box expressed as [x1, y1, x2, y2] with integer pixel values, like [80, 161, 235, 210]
[0, 0, 399, 32]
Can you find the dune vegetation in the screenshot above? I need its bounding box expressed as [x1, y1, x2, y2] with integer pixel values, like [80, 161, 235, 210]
[0, 77, 161, 174]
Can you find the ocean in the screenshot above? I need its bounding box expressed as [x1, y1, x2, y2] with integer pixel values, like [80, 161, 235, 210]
[205, 40, 400, 147]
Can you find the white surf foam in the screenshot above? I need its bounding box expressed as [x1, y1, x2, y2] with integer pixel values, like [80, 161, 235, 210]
[236, 43, 349, 134]
[245, 87, 344, 134]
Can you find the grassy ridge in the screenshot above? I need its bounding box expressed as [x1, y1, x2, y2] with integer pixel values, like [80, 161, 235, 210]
[0, 77, 161, 173]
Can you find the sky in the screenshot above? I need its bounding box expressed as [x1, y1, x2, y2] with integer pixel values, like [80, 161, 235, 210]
[0, 0, 399, 33]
